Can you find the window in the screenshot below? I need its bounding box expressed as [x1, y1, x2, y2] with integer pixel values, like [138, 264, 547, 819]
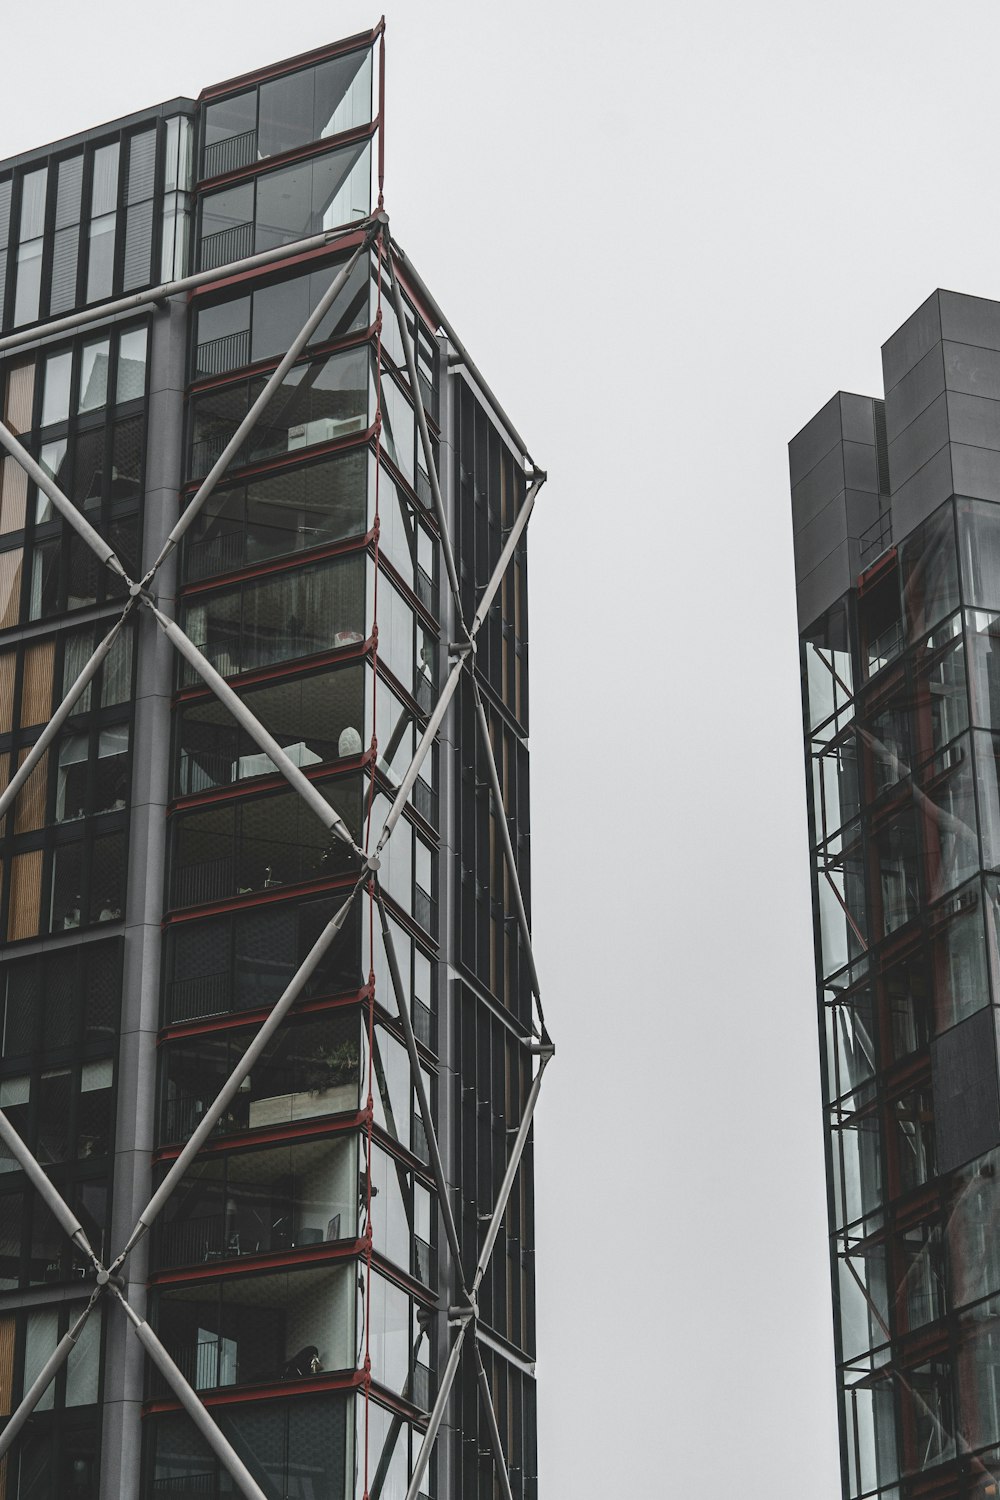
[198, 140, 371, 270]
[169, 776, 363, 911]
[202, 46, 374, 177]
[159, 1007, 362, 1145]
[13, 167, 46, 326]
[193, 253, 370, 379]
[163, 889, 364, 1026]
[86, 143, 119, 303]
[184, 448, 369, 583]
[180, 551, 368, 681]
[188, 344, 371, 479]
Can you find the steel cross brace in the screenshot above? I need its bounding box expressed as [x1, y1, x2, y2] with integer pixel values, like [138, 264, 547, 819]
[0, 207, 551, 1500]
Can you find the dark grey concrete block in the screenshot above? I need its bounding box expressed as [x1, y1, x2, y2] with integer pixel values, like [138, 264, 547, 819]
[884, 341, 946, 444]
[796, 542, 854, 632]
[886, 391, 950, 490]
[944, 340, 1000, 402]
[882, 290, 942, 395]
[888, 445, 956, 542]
[792, 443, 847, 533]
[789, 392, 844, 490]
[940, 289, 1000, 352]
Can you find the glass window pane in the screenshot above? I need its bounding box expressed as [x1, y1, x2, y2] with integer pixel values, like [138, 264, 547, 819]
[86, 213, 116, 302]
[13, 239, 41, 326]
[65, 1303, 101, 1405]
[117, 327, 147, 403]
[41, 351, 72, 428]
[19, 169, 46, 239]
[55, 155, 82, 229]
[901, 500, 960, 640]
[23, 1309, 58, 1411]
[90, 143, 119, 217]
[78, 338, 110, 413]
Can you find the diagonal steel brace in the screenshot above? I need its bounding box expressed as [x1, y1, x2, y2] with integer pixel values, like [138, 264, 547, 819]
[469, 675, 542, 1016]
[114, 1288, 268, 1500]
[376, 473, 545, 857]
[142, 217, 382, 587]
[404, 1052, 551, 1500]
[0, 423, 131, 585]
[473, 1342, 515, 1500]
[385, 240, 466, 639]
[145, 601, 365, 860]
[111, 873, 367, 1268]
[0, 601, 134, 827]
[0, 1291, 102, 1460]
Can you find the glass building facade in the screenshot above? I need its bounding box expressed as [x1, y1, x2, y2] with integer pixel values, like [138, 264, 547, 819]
[790, 292, 1000, 1500]
[0, 25, 543, 1500]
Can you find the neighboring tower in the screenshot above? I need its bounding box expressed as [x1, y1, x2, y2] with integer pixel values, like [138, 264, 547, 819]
[0, 23, 550, 1500]
[791, 290, 1000, 1500]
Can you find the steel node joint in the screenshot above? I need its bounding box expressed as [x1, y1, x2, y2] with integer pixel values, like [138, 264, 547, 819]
[448, 1298, 477, 1325]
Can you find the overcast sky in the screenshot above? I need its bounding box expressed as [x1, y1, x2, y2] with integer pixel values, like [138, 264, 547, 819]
[8, 0, 1000, 1494]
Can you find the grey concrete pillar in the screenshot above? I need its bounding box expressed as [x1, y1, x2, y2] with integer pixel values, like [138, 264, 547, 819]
[99, 295, 187, 1500]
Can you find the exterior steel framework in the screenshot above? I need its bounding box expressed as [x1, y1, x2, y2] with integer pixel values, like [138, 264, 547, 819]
[0, 38, 551, 1498]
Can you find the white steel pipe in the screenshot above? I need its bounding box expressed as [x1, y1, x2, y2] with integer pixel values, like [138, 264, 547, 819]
[0, 218, 377, 355]
[386, 252, 466, 634]
[145, 220, 381, 580]
[147, 604, 364, 858]
[115, 877, 365, 1260]
[0, 423, 129, 582]
[469, 477, 542, 641]
[474, 1344, 515, 1500]
[116, 1293, 268, 1500]
[0, 607, 131, 826]
[376, 654, 465, 854]
[0, 1110, 98, 1263]
[0, 1296, 99, 1460]
[404, 1320, 470, 1500]
[472, 1057, 549, 1295]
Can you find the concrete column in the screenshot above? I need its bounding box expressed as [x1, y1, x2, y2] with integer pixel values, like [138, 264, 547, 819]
[100, 296, 187, 1500]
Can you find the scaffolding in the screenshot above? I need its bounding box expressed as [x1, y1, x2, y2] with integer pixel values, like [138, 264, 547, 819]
[0, 37, 551, 1497]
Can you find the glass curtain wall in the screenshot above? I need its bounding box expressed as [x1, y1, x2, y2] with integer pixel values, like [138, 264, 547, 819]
[149, 54, 438, 1493]
[800, 494, 1000, 1499]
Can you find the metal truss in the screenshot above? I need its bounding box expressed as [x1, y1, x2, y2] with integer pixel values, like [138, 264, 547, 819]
[0, 206, 551, 1500]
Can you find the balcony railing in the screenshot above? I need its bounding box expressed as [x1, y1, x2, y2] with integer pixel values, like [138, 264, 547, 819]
[172, 856, 236, 910]
[167, 971, 232, 1024]
[866, 619, 905, 679]
[195, 328, 251, 379]
[185, 528, 247, 583]
[152, 1476, 216, 1497]
[200, 221, 254, 273]
[203, 128, 258, 180]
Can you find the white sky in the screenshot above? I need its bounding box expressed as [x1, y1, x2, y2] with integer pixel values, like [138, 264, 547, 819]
[8, 0, 1000, 1494]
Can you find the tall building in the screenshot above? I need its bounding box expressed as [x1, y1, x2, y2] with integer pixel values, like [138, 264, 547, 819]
[789, 289, 1000, 1500]
[0, 22, 550, 1500]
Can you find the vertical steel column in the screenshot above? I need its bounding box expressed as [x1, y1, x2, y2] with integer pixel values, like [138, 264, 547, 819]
[100, 292, 187, 1500]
